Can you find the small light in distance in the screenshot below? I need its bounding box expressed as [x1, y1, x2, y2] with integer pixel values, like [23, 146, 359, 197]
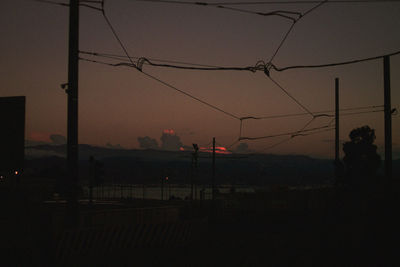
[14, 170, 19, 175]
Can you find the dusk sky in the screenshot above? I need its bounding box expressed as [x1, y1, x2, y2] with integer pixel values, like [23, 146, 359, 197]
[1, 0, 399, 158]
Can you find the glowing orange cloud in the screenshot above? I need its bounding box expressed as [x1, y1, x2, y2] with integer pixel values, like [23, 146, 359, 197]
[163, 129, 175, 135]
[199, 146, 231, 154]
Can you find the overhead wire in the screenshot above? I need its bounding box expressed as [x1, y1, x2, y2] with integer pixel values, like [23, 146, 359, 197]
[80, 0, 102, 3]
[237, 107, 384, 150]
[267, 0, 328, 63]
[267, 75, 314, 116]
[134, 0, 302, 22]
[101, 1, 137, 68]
[212, 6, 300, 21]
[261, 1, 327, 125]
[239, 105, 384, 120]
[341, 109, 384, 116]
[86, 0, 396, 153]
[32, 0, 68, 6]
[79, 49, 400, 75]
[97, 1, 244, 120]
[79, 57, 241, 120]
[80, 50, 225, 68]
[260, 137, 294, 151]
[80, 3, 103, 11]
[136, 58, 259, 72]
[268, 22, 297, 63]
[131, 0, 400, 6]
[82, 52, 390, 143]
[80, 51, 261, 72]
[139, 71, 241, 120]
[239, 124, 333, 141]
[271, 50, 400, 72]
[32, 0, 105, 9]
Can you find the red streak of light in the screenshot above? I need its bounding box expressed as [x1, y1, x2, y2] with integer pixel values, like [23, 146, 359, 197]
[29, 132, 50, 142]
[199, 146, 231, 154]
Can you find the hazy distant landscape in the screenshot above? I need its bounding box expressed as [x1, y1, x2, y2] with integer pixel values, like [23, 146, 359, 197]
[24, 144, 399, 187]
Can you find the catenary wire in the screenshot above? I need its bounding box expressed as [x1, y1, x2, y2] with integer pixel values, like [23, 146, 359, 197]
[101, 1, 137, 68]
[81, 50, 261, 72]
[211, 5, 300, 21]
[99, 1, 241, 120]
[32, 0, 68, 6]
[267, 75, 314, 116]
[271, 50, 400, 72]
[133, 0, 304, 21]
[239, 105, 384, 120]
[80, 50, 225, 68]
[80, 50, 400, 75]
[268, 0, 327, 63]
[239, 124, 333, 141]
[97, 1, 393, 149]
[131, 0, 400, 5]
[79, 57, 240, 120]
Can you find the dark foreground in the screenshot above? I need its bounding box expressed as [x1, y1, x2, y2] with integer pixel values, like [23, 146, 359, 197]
[1, 185, 399, 267]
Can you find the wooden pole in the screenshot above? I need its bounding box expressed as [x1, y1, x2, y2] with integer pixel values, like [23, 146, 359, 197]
[384, 56, 392, 182]
[212, 137, 216, 200]
[335, 78, 339, 164]
[67, 0, 79, 225]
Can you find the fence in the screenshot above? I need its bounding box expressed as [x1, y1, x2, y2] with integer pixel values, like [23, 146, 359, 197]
[82, 183, 254, 201]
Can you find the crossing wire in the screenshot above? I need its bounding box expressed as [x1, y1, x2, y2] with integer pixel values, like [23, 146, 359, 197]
[83, 0, 396, 151]
[97, 0, 242, 120]
[267, 75, 314, 116]
[268, 0, 328, 63]
[79, 57, 240, 120]
[239, 124, 333, 141]
[239, 105, 384, 120]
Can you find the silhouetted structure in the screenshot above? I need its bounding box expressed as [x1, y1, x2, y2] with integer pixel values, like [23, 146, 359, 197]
[0, 96, 25, 178]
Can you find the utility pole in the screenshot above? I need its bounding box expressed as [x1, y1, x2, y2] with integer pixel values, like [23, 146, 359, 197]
[161, 177, 164, 200]
[383, 56, 392, 183]
[335, 78, 339, 166]
[67, 0, 79, 223]
[212, 137, 216, 200]
[191, 144, 199, 200]
[334, 78, 343, 186]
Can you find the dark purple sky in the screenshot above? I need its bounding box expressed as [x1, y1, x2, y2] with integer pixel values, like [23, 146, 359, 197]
[1, 0, 399, 158]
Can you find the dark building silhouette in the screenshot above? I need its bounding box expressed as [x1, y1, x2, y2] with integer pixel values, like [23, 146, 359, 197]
[0, 96, 25, 176]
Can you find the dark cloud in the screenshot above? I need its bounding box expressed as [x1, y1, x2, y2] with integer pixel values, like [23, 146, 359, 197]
[321, 139, 345, 144]
[137, 136, 159, 150]
[106, 142, 123, 149]
[235, 142, 250, 153]
[160, 131, 183, 151]
[50, 134, 67, 145]
[25, 140, 48, 147]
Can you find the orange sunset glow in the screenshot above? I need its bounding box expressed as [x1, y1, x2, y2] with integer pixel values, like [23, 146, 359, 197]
[1, 0, 399, 159]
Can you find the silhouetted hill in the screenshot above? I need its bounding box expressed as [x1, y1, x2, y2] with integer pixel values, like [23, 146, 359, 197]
[24, 144, 399, 186]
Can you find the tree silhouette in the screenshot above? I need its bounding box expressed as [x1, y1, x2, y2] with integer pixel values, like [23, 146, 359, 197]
[342, 126, 381, 185]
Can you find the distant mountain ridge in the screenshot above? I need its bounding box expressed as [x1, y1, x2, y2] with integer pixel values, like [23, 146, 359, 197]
[24, 144, 399, 186]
